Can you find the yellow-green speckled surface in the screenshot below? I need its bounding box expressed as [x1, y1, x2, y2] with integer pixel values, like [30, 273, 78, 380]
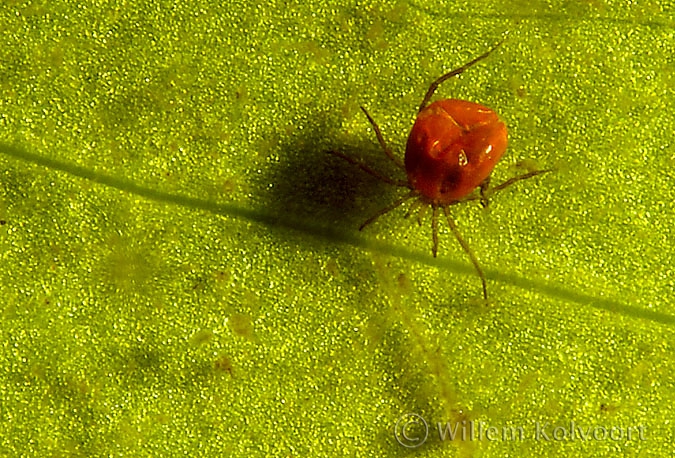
[1, 1, 674, 456]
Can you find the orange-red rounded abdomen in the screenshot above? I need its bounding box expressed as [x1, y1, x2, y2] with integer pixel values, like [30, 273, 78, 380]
[404, 99, 508, 204]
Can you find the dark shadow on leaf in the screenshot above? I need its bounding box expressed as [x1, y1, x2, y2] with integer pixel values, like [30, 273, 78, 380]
[258, 110, 408, 231]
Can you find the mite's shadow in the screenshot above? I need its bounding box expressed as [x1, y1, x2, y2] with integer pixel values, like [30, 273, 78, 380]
[259, 111, 407, 234]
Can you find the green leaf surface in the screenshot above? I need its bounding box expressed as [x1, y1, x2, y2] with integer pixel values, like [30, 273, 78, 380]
[1, 1, 673, 456]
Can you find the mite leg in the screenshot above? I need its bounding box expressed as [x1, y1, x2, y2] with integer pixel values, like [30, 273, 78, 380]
[359, 191, 418, 231]
[431, 204, 439, 258]
[486, 169, 554, 197]
[360, 106, 405, 171]
[419, 38, 506, 113]
[327, 150, 408, 187]
[442, 206, 488, 301]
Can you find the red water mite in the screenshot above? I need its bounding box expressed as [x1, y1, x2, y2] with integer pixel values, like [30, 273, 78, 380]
[329, 40, 551, 301]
